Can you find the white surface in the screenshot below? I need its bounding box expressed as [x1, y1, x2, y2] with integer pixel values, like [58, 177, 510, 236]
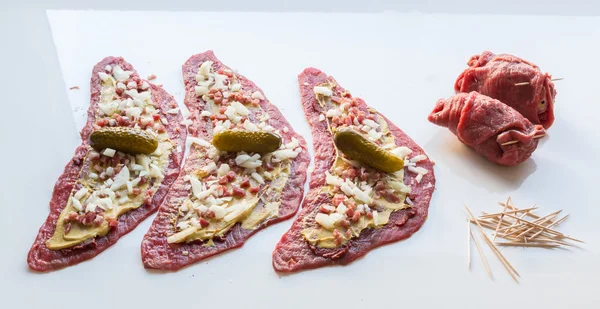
[2, 8, 600, 309]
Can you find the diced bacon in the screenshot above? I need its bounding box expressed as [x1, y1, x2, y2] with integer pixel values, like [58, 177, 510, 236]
[249, 186, 260, 194]
[239, 177, 250, 188]
[383, 189, 401, 203]
[93, 165, 103, 173]
[108, 219, 119, 228]
[89, 151, 101, 161]
[232, 186, 246, 198]
[320, 205, 332, 214]
[374, 181, 386, 191]
[92, 215, 104, 225]
[205, 210, 216, 219]
[152, 114, 161, 121]
[218, 175, 230, 185]
[333, 229, 343, 246]
[81, 212, 97, 225]
[344, 117, 352, 126]
[265, 162, 274, 171]
[226, 171, 237, 182]
[64, 222, 72, 234]
[96, 118, 109, 127]
[66, 211, 79, 222]
[341, 168, 357, 179]
[345, 208, 355, 217]
[199, 218, 210, 228]
[340, 219, 350, 228]
[366, 211, 374, 219]
[332, 194, 346, 207]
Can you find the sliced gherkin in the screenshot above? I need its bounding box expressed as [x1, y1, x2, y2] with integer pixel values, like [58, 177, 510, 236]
[333, 127, 403, 173]
[90, 127, 159, 155]
[212, 129, 281, 153]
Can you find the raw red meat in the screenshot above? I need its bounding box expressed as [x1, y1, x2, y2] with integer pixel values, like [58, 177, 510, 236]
[27, 57, 187, 272]
[141, 51, 310, 270]
[272, 68, 436, 273]
[454, 51, 557, 129]
[428, 92, 545, 166]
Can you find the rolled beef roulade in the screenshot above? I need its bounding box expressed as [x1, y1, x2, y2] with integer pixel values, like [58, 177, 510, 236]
[428, 92, 545, 166]
[454, 51, 557, 129]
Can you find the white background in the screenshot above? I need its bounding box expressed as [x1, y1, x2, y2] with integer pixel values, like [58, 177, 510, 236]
[1, 1, 600, 309]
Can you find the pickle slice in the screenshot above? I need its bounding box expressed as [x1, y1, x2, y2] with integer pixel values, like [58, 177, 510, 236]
[90, 127, 159, 155]
[212, 129, 281, 153]
[333, 127, 403, 173]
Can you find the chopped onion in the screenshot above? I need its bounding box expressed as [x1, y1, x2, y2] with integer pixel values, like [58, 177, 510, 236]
[74, 187, 88, 200]
[200, 111, 212, 117]
[209, 205, 226, 219]
[368, 129, 383, 140]
[167, 226, 198, 244]
[251, 172, 264, 184]
[415, 173, 424, 183]
[110, 166, 130, 191]
[285, 138, 299, 150]
[325, 171, 344, 187]
[85, 203, 98, 212]
[325, 109, 342, 118]
[105, 166, 114, 177]
[230, 83, 242, 92]
[389, 180, 411, 194]
[112, 65, 133, 81]
[319, 114, 325, 121]
[98, 72, 110, 82]
[251, 91, 264, 100]
[243, 120, 258, 132]
[408, 166, 428, 175]
[390, 146, 412, 159]
[217, 164, 230, 177]
[195, 85, 208, 97]
[199, 61, 212, 77]
[272, 149, 299, 162]
[103, 148, 116, 157]
[410, 154, 428, 163]
[187, 137, 211, 148]
[314, 86, 332, 97]
[231, 101, 249, 116]
[315, 213, 344, 230]
[372, 211, 380, 225]
[166, 108, 180, 115]
[195, 73, 206, 82]
[362, 119, 380, 129]
[71, 197, 83, 211]
[202, 162, 217, 175]
[336, 202, 348, 214]
[340, 183, 353, 196]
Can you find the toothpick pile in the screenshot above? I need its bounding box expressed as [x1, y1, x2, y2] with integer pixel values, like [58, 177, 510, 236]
[466, 197, 583, 283]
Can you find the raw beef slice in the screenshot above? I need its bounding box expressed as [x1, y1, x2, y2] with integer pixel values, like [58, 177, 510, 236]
[272, 68, 436, 273]
[141, 51, 310, 270]
[28, 57, 186, 271]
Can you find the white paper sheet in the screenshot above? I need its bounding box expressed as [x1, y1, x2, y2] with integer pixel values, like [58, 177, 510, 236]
[25, 9, 600, 308]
